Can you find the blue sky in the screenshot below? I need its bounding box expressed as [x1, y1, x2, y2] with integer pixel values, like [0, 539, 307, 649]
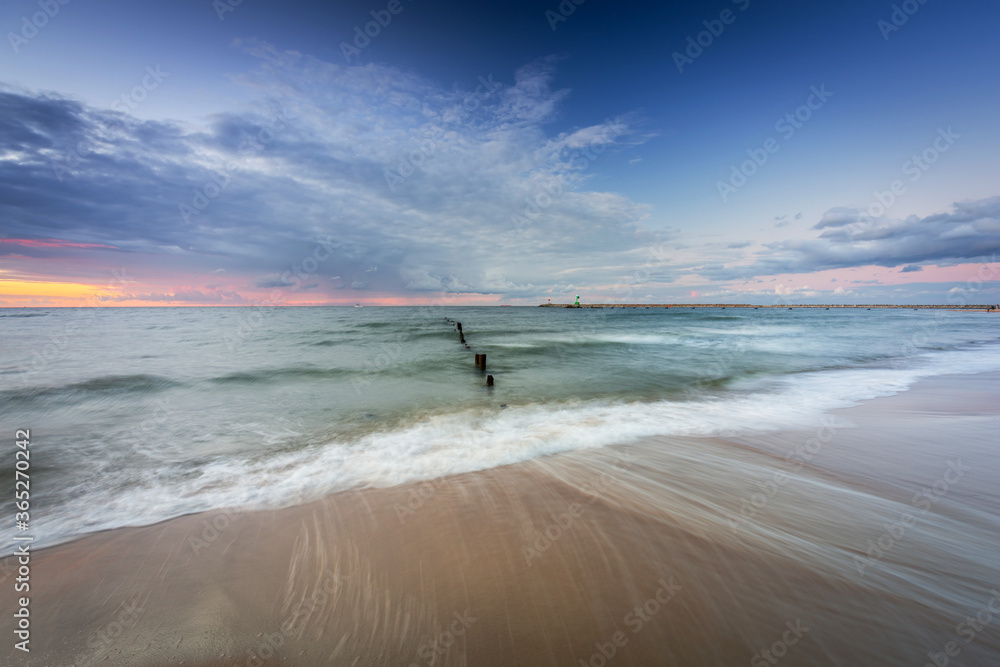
[1, 0, 998, 305]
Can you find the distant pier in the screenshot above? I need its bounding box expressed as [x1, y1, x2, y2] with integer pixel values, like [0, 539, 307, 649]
[538, 303, 996, 310]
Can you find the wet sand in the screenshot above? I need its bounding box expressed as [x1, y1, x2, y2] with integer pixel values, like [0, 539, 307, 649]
[4, 373, 999, 666]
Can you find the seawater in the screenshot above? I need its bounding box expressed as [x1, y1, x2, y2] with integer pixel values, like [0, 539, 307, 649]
[1, 306, 998, 553]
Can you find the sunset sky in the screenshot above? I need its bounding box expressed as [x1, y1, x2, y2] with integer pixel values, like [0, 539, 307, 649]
[1, 0, 998, 306]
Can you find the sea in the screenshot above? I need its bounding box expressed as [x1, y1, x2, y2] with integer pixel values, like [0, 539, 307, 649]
[2, 305, 999, 556]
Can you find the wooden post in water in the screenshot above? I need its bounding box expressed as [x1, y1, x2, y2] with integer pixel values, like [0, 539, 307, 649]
[479, 353, 486, 370]
[475, 354, 481, 366]
[486, 375, 494, 386]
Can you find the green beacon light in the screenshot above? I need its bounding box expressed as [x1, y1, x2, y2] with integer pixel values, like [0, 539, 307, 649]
[575, 295, 580, 306]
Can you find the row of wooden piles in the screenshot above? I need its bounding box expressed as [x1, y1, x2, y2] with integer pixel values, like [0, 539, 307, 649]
[444, 318, 494, 386]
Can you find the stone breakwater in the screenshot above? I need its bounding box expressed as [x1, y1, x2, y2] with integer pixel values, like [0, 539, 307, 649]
[540, 303, 996, 309]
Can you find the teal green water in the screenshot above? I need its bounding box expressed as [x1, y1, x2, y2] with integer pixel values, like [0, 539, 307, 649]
[1, 306, 999, 552]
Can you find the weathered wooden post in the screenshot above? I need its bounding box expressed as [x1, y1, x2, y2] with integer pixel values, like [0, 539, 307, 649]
[479, 353, 486, 370]
[475, 354, 481, 366]
[486, 375, 494, 386]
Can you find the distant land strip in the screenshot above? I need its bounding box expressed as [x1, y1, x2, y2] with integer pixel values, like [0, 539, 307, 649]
[539, 304, 998, 310]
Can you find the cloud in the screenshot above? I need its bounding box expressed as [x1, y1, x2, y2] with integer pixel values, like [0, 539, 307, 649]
[255, 275, 297, 288]
[812, 207, 863, 230]
[900, 264, 923, 273]
[0, 47, 657, 301]
[101, 289, 247, 304]
[702, 198, 1000, 281]
[774, 283, 817, 297]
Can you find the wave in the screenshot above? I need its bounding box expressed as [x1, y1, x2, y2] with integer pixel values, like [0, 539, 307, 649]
[1, 374, 180, 404]
[210, 367, 356, 383]
[23, 343, 1000, 553]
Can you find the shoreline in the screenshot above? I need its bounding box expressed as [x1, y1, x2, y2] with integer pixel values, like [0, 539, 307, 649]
[3, 372, 998, 665]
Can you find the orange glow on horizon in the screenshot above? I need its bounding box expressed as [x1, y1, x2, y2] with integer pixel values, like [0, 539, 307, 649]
[2, 263, 995, 308]
[0, 283, 506, 307]
[0, 279, 104, 300]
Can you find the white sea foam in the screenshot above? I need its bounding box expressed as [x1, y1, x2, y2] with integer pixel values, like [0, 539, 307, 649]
[23, 343, 1000, 553]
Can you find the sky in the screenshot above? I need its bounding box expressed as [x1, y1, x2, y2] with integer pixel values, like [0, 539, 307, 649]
[1, 0, 998, 306]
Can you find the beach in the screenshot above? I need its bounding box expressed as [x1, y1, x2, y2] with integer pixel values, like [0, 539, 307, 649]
[4, 370, 998, 666]
[4, 0, 998, 661]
